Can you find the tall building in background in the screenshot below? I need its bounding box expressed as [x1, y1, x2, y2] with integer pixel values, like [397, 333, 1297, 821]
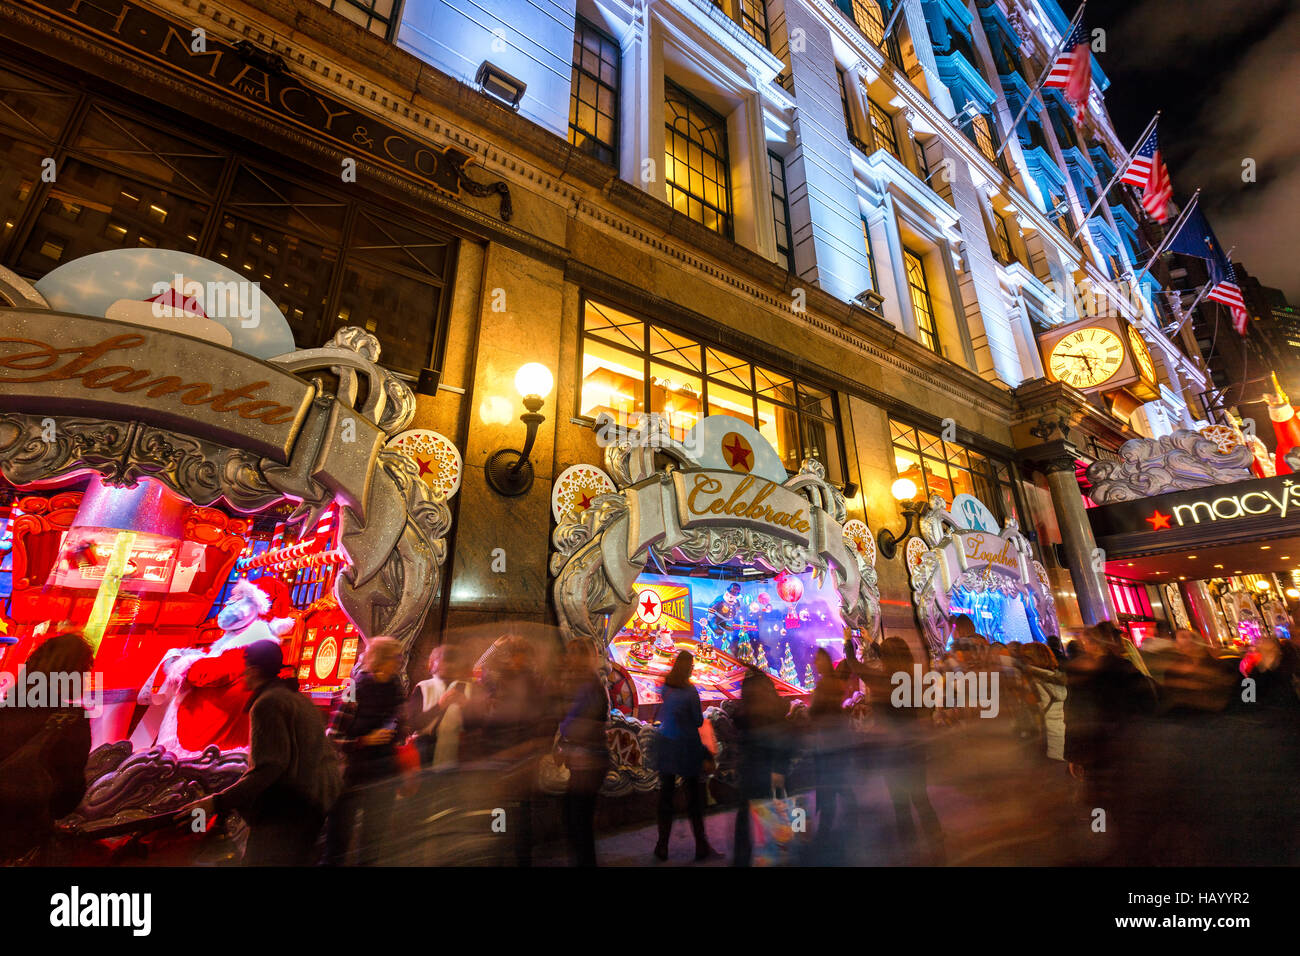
[0, 0, 1236, 649]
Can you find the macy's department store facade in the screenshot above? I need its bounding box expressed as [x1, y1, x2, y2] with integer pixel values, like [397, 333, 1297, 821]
[0, 0, 1150, 697]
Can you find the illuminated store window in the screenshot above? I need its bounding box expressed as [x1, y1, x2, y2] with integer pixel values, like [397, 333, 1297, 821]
[889, 418, 1019, 521]
[569, 18, 620, 167]
[313, 0, 398, 39]
[0, 66, 456, 379]
[664, 80, 732, 237]
[768, 151, 794, 272]
[580, 299, 845, 481]
[867, 98, 900, 159]
[903, 247, 939, 353]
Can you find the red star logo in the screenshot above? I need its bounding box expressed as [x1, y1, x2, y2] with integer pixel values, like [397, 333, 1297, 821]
[416, 457, 434, 477]
[640, 594, 659, 617]
[576, 492, 593, 511]
[1146, 509, 1172, 531]
[721, 432, 753, 472]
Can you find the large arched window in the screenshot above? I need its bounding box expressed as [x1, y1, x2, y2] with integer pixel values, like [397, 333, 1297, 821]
[664, 80, 733, 238]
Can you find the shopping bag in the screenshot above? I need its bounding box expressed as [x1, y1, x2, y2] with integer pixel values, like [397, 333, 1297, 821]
[749, 790, 805, 867]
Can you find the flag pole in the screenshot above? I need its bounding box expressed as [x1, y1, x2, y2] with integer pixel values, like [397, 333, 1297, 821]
[883, 0, 907, 39]
[1163, 244, 1235, 339]
[994, 2, 1087, 161]
[1070, 111, 1160, 241]
[1132, 188, 1201, 288]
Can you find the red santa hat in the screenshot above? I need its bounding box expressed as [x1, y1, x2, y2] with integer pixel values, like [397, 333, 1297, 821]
[246, 576, 296, 637]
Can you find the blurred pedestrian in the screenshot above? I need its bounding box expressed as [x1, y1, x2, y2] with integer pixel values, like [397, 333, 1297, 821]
[324, 636, 406, 865]
[1063, 624, 1155, 862]
[182, 640, 339, 865]
[652, 650, 716, 862]
[872, 637, 944, 863]
[556, 640, 609, 866]
[809, 647, 855, 857]
[409, 644, 473, 768]
[1021, 641, 1067, 762]
[732, 667, 792, 867]
[0, 633, 94, 864]
[467, 635, 554, 866]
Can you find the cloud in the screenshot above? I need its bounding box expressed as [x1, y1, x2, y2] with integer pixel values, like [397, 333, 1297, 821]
[1176, 6, 1300, 301]
[1108, 0, 1292, 67]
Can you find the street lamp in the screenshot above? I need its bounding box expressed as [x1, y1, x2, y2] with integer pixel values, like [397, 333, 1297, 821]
[485, 362, 553, 497]
[877, 477, 921, 560]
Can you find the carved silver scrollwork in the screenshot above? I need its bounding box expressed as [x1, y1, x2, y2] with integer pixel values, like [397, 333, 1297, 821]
[1084, 428, 1255, 504]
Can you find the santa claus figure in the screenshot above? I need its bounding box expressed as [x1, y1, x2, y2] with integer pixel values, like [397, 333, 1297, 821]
[134, 578, 294, 756]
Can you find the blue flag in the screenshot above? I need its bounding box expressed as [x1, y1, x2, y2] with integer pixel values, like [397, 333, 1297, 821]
[1167, 205, 1231, 283]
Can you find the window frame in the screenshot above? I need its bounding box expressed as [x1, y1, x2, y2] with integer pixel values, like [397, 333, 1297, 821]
[866, 97, 901, 159]
[902, 247, 940, 353]
[0, 67, 459, 381]
[577, 296, 849, 483]
[663, 79, 734, 238]
[768, 150, 795, 273]
[568, 16, 621, 167]
[313, 0, 401, 40]
[888, 417, 1023, 526]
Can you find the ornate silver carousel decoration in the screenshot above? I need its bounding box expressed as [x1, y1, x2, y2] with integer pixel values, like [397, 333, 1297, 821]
[906, 495, 1059, 658]
[551, 412, 880, 660]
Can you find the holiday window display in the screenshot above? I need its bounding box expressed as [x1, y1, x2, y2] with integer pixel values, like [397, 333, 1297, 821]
[0, 252, 455, 833]
[549, 412, 879, 797]
[906, 494, 1060, 656]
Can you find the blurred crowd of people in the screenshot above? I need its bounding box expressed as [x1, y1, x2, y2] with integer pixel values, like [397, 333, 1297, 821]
[2, 615, 1297, 867]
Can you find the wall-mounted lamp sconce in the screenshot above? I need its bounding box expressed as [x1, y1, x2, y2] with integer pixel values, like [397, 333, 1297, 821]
[476, 61, 527, 110]
[485, 363, 553, 497]
[876, 478, 921, 560]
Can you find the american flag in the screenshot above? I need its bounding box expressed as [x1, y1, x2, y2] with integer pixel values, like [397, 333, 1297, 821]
[1207, 263, 1250, 335]
[1043, 14, 1091, 117]
[1119, 126, 1173, 223]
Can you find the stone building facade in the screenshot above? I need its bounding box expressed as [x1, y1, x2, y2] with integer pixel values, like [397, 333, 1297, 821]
[0, 0, 1223, 661]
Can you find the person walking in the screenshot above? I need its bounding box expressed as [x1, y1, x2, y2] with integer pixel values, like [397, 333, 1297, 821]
[409, 644, 473, 769]
[323, 636, 407, 865]
[556, 640, 609, 866]
[0, 633, 94, 864]
[182, 640, 339, 865]
[732, 667, 792, 867]
[652, 650, 717, 862]
[872, 637, 944, 863]
[1021, 641, 1067, 763]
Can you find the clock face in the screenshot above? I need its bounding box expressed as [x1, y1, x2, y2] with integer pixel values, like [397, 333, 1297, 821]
[1048, 327, 1125, 389]
[1128, 325, 1156, 381]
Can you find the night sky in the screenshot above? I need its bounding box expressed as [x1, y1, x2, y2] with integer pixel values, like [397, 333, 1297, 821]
[1083, 0, 1300, 301]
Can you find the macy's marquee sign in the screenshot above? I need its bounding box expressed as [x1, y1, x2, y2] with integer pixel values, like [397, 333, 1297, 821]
[1157, 480, 1300, 528]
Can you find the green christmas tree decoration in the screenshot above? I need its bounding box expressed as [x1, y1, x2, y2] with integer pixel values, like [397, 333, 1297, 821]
[780, 643, 798, 684]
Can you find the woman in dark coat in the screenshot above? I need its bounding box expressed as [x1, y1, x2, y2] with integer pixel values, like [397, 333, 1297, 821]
[652, 650, 717, 861]
[732, 667, 792, 866]
[0, 633, 94, 864]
